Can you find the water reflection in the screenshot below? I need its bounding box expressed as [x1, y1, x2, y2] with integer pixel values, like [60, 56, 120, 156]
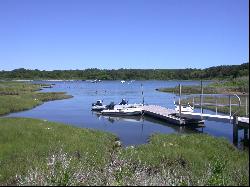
[93, 112, 143, 124]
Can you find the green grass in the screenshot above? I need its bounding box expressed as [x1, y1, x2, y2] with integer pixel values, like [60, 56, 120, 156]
[0, 118, 248, 185]
[0, 117, 117, 185]
[0, 81, 41, 95]
[117, 134, 249, 186]
[0, 82, 72, 115]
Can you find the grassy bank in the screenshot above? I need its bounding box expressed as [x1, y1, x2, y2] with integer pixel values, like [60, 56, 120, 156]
[0, 82, 72, 115]
[0, 118, 118, 185]
[116, 134, 249, 186]
[0, 119, 248, 186]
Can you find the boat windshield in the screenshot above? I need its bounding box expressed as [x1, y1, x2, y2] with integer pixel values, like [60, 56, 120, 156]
[119, 99, 128, 105]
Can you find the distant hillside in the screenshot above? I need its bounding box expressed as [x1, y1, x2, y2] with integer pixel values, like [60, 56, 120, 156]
[0, 62, 248, 80]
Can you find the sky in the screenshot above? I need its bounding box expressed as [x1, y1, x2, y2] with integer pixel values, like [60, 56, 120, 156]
[0, 0, 249, 70]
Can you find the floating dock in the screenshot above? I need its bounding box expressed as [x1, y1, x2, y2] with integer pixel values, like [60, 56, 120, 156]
[178, 112, 249, 128]
[142, 105, 205, 128]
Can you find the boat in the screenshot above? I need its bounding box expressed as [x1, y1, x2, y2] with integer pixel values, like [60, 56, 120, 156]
[101, 102, 142, 116]
[174, 101, 194, 113]
[91, 100, 106, 111]
[90, 79, 102, 83]
[114, 99, 143, 109]
[121, 80, 126, 83]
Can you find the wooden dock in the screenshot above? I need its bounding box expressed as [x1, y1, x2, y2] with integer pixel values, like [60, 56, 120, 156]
[142, 105, 204, 127]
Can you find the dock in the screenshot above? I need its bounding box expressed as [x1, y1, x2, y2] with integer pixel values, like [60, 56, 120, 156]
[179, 112, 249, 127]
[142, 105, 205, 127]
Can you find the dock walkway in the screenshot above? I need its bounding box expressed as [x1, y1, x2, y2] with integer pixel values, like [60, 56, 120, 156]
[142, 105, 203, 126]
[142, 105, 249, 128]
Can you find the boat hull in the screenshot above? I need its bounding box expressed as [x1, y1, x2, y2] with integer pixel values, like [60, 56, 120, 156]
[91, 106, 106, 111]
[101, 111, 142, 116]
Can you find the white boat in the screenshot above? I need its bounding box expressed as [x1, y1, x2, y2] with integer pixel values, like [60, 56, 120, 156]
[101, 106, 142, 116]
[91, 100, 106, 111]
[174, 101, 194, 113]
[121, 80, 126, 83]
[101, 101, 142, 116]
[114, 99, 143, 109]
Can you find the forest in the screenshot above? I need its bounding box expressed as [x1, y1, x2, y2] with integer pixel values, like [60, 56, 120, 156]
[0, 62, 248, 80]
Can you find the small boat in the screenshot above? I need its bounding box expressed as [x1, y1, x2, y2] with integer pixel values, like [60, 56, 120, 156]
[101, 102, 142, 116]
[174, 101, 194, 113]
[91, 100, 106, 111]
[114, 99, 143, 109]
[121, 80, 126, 83]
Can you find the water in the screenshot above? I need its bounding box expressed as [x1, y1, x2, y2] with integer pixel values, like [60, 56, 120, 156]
[7, 80, 245, 146]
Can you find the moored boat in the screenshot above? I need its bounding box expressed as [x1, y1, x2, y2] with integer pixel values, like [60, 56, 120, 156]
[91, 100, 106, 111]
[101, 106, 142, 116]
[101, 101, 142, 116]
[174, 101, 194, 112]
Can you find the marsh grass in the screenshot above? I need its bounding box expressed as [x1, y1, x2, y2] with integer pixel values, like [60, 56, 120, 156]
[117, 134, 249, 186]
[0, 82, 72, 115]
[0, 118, 248, 186]
[13, 132, 249, 186]
[0, 118, 117, 185]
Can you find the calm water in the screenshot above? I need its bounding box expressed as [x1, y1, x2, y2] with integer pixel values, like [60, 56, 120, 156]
[7, 80, 245, 146]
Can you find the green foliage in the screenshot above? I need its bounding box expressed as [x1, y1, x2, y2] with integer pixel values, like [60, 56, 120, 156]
[0, 118, 117, 185]
[0, 62, 248, 80]
[0, 120, 248, 185]
[118, 134, 249, 186]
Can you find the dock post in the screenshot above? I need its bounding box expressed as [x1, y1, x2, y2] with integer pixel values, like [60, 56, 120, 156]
[141, 83, 144, 106]
[229, 95, 232, 119]
[215, 96, 218, 115]
[193, 97, 195, 110]
[200, 80, 203, 119]
[179, 84, 182, 121]
[243, 128, 248, 141]
[246, 96, 248, 116]
[233, 115, 239, 146]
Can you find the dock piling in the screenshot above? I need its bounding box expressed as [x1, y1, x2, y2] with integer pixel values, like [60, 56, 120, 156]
[233, 115, 239, 146]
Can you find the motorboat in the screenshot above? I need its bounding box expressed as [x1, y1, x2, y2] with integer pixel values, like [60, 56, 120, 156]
[101, 101, 142, 116]
[114, 99, 143, 109]
[90, 79, 102, 83]
[174, 101, 194, 113]
[101, 107, 142, 116]
[91, 100, 106, 111]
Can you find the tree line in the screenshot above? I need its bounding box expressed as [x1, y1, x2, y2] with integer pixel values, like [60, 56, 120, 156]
[0, 62, 248, 80]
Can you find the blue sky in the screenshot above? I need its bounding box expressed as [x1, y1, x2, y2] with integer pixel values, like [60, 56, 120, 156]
[0, 0, 248, 70]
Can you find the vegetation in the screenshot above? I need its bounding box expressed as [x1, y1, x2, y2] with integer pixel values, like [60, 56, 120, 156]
[0, 119, 248, 186]
[116, 134, 249, 186]
[157, 76, 249, 95]
[0, 118, 117, 185]
[0, 82, 72, 115]
[0, 62, 248, 80]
